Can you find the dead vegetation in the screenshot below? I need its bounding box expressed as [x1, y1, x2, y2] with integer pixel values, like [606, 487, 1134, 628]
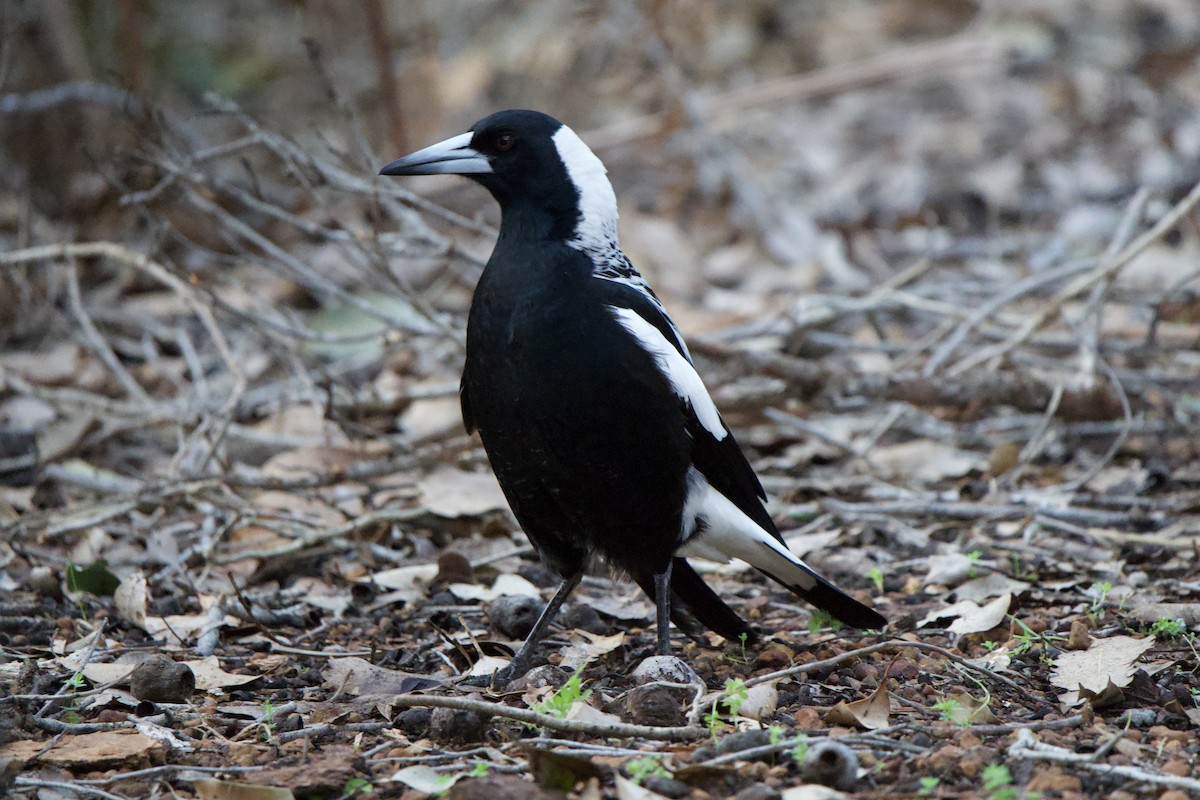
[1, 2, 1199, 799]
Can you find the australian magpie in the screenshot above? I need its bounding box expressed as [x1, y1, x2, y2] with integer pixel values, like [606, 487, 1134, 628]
[381, 110, 884, 676]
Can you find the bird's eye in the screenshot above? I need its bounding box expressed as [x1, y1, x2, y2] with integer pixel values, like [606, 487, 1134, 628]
[495, 132, 515, 152]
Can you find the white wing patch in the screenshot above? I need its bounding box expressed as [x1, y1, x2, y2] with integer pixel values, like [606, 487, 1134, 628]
[552, 125, 620, 255]
[676, 467, 818, 591]
[608, 306, 727, 441]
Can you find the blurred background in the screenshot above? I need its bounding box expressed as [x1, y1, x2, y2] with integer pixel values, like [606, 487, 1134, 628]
[2, 5, 1200, 788]
[1, 0, 1198, 509]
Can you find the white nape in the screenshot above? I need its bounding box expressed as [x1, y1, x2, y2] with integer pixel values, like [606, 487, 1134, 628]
[552, 124, 620, 253]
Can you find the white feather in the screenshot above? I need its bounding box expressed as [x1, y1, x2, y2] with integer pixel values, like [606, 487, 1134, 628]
[552, 125, 619, 254]
[608, 306, 727, 441]
[676, 468, 817, 591]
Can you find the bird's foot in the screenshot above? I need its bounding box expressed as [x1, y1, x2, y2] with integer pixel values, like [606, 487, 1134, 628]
[485, 659, 527, 692]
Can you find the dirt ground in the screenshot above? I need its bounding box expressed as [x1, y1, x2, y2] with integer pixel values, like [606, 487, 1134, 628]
[1, 2, 1198, 799]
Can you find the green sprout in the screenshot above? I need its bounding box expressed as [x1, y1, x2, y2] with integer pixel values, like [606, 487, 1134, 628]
[808, 609, 844, 634]
[866, 567, 885, 593]
[1148, 617, 1187, 638]
[625, 755, 672, 785]
[533, 671, 591, 718]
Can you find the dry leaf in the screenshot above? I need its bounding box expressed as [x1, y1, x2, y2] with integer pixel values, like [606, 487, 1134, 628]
[780, 785, 849, 800]
[114, 571, 149, 629]
[194, 779, 295, 800]
[1050, 635, 1156, 708]
[558, 631, 626, 670]
[923, 552, 978, 586]
[954, 574, 1030, 603]
[872, 441, 982, 484]
[735, 682, 779, 720]
[390, 765, 462, 793]
[585, 594, 652, 621]
[80, 662, 139, 686]
[919, 593, 1011, 635]
[368, 563, 439, 600]
[824, 680, 890, 730]
[939, 689, 997, 725]
[418, 466, 509, 518]
[615, 774, 672, 800]
[322, 656, 440, 695]
[565, 701, 623, 726]
[183, 656, 260, 690]
[449, 573, 540, 602]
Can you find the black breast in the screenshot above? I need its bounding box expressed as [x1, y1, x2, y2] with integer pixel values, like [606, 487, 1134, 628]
[463, 243, 691, 576]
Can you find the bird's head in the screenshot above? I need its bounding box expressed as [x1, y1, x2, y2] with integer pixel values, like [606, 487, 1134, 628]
[381, 109, 618, 249]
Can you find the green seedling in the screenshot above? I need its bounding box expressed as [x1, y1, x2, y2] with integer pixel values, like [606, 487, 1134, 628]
[918, 776, 941, 796]
[866, 567, 884, 593]
[625, 755, 672, 785]
[789, 735, 809, 766]
[1148, 617, 1186, 638]
[342, 777, 374, 796]
[808, 609, 844, 634]
[534, 671, 591, 718]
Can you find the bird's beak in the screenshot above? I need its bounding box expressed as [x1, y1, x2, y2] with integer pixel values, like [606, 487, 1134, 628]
[379, 131, 493, 176]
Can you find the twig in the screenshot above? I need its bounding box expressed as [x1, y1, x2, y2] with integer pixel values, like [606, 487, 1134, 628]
[1008, 728, 1200, 793]
[947, 177, 1200, 376]
[821, 498, 1159, 530]
[735, 639, 1023, 696]
[14, 777, 131, 800]
[386, 693, 706, 742]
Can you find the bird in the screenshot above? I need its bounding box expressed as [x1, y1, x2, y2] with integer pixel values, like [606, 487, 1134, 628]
[381, 110, 885, 678]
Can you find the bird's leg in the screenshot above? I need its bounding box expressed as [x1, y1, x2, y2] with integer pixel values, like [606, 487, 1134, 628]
[653, 561, 674, 656]
[494, 572, 582, 685]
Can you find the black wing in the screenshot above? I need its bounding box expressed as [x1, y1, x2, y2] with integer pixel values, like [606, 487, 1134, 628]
[592, 275, 785, 544]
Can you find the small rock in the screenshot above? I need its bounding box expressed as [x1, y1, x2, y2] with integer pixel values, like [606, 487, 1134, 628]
[25, 566, 60, 598]
[128, 655, 195, 703]
[798, 741, 858, 792]
[487, 595, 543, 639]
[396, 707, 432, 738]
[1162, 760, 1192, 778]
[733, 784, 782, 800]
[429, 707, 485, 745]
[643, 776, 690, 798]
[622, 683, 694, 727]
[508, 664, 568, 693]
[1159, 792, 1190, 800]
[1026, 767, 1082, 794]
[1116, 708, 1156, 728]
[1066, 619, 1091, 650]
[754, 642, 794, 670]
[715, 728, 773, 758]
[631, 655, 702, 686]
[562, 603, 610, 635]
[448, 774, 560, 800]
[886, 658, 919, 680]
[433, 552, 474, 588]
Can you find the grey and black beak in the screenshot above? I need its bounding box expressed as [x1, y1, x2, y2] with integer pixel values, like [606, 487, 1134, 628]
[379, 131, 492, 176]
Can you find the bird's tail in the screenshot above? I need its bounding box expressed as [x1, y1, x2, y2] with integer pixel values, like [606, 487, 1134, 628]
[728, 527, 887, 629]
[759, 567, 887, 629]
[675, 477, 886, 630]
[635, 558, 754, 643]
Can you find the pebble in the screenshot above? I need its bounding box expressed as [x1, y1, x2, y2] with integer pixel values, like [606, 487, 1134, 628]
[622, 682, 694, 727]
[129, 655, 195, 703]
[486, 595, 542, 639]
[798, 740, 858, 792]
[631, 655, 702, 686]
[429, 707, 485, 744]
